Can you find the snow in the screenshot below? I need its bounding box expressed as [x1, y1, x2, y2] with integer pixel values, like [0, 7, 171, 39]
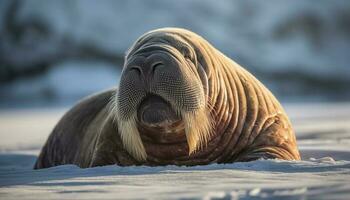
[1, 103, 350, 199]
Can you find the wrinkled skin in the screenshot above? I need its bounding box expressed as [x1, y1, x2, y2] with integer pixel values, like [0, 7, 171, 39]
[34, 28, 300, 169]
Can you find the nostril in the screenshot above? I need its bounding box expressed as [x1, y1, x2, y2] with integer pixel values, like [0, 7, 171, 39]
[151, 61, 164, 73]
[129, 66, 142, 76]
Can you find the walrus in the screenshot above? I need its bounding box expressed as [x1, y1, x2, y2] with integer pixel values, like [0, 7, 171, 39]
[34, 28, 300, 169]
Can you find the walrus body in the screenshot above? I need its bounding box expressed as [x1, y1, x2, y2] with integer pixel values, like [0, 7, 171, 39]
[34, 28, 300, 169]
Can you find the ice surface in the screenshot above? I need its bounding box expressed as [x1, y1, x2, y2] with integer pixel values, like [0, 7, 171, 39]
[0, 103, 350, 199]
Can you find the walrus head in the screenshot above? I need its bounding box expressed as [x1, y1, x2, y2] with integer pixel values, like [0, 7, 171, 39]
[113, 28, 215, 161]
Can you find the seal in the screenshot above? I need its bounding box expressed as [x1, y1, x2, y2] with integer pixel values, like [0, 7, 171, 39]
[34, 28, 300, 169]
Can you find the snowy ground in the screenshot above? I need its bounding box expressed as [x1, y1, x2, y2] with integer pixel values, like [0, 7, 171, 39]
[0, 103, 350, 199]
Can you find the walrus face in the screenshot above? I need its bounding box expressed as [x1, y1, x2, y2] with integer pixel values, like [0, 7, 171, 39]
[114, 31, 212, 161]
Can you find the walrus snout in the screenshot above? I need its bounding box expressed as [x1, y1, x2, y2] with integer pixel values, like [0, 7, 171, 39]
[117, 50, 206, 121]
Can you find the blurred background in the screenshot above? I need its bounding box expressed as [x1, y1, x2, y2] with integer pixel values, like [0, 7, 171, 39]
[1, 0, 350, 109]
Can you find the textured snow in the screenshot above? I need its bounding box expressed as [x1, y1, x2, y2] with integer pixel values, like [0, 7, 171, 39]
[0, 103, 350, 199]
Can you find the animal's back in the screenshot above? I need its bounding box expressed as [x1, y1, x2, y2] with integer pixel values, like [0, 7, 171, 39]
[34, 89, 115, 169]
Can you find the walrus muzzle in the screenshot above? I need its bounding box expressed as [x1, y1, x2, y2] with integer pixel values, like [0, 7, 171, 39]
[114, 45, 212, 161]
